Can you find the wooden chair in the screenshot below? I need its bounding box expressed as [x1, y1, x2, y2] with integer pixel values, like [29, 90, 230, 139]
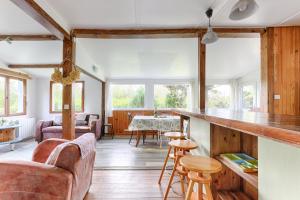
[124, 113, 135, 144]
[102, 123, 114, 139]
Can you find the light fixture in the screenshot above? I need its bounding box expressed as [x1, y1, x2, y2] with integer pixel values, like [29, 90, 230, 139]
[201, 8, 218, 44]
[229, 0, 259, 20]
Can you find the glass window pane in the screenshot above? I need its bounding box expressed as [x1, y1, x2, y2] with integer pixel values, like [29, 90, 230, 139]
[242, 85, 255, 110]
[154, 84, 191, 109]
[207, 85, 231, 109]
[111, 84, 145, 109]
[52, 83, 63, 112]
[0, 77, 5, 115]
[9, 79, 24, 114]
[74, 82, 83, 112]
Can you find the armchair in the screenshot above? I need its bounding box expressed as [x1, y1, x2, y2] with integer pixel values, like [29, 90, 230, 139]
[0, 133, 96, 200]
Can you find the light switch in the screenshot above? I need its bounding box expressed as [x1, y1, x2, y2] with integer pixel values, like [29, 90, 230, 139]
[274, 95, 280, 100]
[64, 104, 70, 109]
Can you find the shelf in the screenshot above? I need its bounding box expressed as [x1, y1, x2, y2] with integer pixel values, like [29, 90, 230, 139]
[217, 190, 252, 200]
[216, 156, 258, 189]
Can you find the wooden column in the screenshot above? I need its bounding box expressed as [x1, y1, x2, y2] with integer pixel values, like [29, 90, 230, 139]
[62, 38, 75, 140]
[199, 34, 206, 110]
[101, 82, 106, 136]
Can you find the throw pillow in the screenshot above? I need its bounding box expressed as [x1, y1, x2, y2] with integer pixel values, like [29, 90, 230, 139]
[88, 115, 98, 126]
[53, 115, 62, 126]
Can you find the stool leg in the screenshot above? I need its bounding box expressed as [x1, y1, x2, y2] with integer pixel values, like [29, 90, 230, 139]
[158, 146, 172, 184]
[136, 131, 141, 147]
[198, 182, 203, 200]
[180, 175, 185, 194]
[204, 183, 213, 200]
[185, 180, 195, 200]
[164, 156, 180, 200]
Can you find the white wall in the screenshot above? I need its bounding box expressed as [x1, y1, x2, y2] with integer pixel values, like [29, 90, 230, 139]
[36, 75, 102, 121]
[259, 137, 300, 200]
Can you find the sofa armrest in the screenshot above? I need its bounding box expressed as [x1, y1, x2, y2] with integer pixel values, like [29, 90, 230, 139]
[35, 120, 53, 143]
[90, 119, 101, 140]
[32, 138, 69, 163]
[0, 160, 72, 200]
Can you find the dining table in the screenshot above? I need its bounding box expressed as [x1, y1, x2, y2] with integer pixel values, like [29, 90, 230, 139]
[128, 115, 181, 147]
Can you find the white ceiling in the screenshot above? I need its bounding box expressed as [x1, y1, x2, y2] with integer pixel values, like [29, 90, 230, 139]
[0, 41, 62, 65]
[206, 38, 260, 80]
[43, 0, 300, 29]
[0, 0, 50, 34]
[78, 38, 198, 79]
[77, 37, 260, 80]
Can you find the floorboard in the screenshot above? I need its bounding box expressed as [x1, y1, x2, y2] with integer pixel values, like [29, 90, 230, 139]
[85, 170, 184, 200]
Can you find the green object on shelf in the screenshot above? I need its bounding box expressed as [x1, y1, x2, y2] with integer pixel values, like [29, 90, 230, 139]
[220, 153, 258, 173]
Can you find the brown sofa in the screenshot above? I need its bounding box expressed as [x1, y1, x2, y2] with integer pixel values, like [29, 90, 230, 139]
[35, 114, 101, 143]
[0, 133, 96, 200]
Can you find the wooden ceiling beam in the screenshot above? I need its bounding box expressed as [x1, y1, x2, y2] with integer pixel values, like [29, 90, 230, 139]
[0, 35, 58, 41]
[72, 28, 265, 39]
[11, 0, 70, 40]
[8, 64, 60, 69]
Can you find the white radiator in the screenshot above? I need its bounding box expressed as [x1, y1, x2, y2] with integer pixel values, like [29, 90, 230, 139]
[16, 118, 36, 140]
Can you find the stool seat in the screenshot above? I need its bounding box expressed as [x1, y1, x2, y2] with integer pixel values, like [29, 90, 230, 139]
[180, 155, 222, 174]
[176, 166, 188, 176]
[164, 132, 186, 140]
[168, 139, 198, 150]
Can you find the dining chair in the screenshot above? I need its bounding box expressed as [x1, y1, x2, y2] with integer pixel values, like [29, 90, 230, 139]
[124, 113, 134, 144]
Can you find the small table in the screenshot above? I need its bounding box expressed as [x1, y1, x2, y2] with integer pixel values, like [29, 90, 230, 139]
[0, 125, 21, 151]
[128, 115, 180, 147]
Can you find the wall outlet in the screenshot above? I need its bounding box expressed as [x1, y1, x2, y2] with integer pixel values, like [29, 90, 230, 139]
[63, 104, 70, 109]
[274, 94, 281, 100]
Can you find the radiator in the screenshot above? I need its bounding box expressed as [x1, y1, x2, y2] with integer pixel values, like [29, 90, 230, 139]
[16, 118, 36, 140]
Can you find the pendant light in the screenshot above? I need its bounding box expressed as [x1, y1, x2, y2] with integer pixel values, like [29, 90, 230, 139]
[229, 0, 259, 20]
[201, 8, 218, 44]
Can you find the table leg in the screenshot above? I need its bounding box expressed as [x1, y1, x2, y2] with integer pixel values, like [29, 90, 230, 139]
[135, 131, 141, 147]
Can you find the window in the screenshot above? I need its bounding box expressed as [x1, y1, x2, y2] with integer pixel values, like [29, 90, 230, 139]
[0, 76, 26, 116]
[241, 84, 257, 111]
[207, 85, 231, 109]
[154, 84, 191, 109]
[50, 81, 84, 113]
[9, 78, 25, 115]
[111, 84, 145, 109]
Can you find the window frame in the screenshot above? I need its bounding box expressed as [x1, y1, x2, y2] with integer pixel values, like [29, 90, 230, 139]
[239, 81, 258, 111]
[0, 75, 27, 117]
[49, 81, 85, 113]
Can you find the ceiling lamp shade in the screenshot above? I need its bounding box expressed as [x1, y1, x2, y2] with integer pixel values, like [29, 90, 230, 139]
[229, 0, 259, 20]
[202, 27, 218, 44]
[201, 8, 218, 44]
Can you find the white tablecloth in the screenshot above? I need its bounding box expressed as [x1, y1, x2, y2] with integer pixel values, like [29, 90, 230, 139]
[128, 116, 180, 132]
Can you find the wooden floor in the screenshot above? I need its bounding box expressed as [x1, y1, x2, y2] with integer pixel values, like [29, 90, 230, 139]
[85, 170, 184, 200]
[95, 138, 172, 169]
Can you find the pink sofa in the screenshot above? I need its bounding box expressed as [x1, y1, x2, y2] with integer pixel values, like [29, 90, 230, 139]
[0, 133, 96, 200]
[35, 114, 101, 143]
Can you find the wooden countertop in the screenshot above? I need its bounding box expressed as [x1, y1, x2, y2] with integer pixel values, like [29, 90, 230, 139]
[174, 109, 300, 147]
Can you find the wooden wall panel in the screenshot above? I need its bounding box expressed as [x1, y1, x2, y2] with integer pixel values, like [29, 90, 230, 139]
[110, 110, 177, 135]
[267, 27, 300, 115]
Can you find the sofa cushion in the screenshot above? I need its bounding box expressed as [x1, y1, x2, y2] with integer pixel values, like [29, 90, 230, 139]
[42, 126, 91, 134]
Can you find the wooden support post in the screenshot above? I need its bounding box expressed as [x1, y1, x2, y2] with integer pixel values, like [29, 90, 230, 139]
[101, 82, 106, 136]
[199, 34, 206, 110]
[62, 38, 75, 140]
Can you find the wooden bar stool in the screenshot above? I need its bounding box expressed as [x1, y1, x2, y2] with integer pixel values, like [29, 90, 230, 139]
[158, 132, 186, 185]
[163, 139, 198, 200]
[179, 155, 222, 200]
[103, 123, 114, 139]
